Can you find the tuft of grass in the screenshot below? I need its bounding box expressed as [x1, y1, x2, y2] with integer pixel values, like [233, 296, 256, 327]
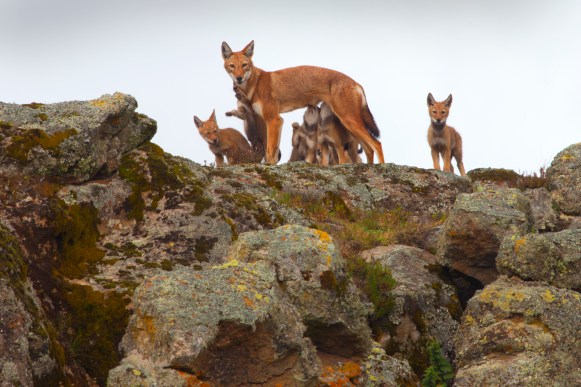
[516, 166, 548, 190]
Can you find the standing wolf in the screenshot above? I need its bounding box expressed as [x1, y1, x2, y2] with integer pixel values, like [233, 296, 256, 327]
[221, 40, 384, 165]
[427, 93, 466, 176]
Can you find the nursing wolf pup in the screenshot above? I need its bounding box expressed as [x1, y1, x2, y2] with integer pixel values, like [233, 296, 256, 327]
[288, 105, 319, 163]
[317, 102, 361, 166]
[221, 40, 384, 164]
[427, 93, 466, 176]
[194, 110, 261, 167]
[225, 87, 267, 160]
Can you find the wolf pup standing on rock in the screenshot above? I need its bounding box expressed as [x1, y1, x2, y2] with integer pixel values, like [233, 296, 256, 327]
[221, 40, 384, 165]
[194, 110, 261, 167]
[427, 93, 466, 176]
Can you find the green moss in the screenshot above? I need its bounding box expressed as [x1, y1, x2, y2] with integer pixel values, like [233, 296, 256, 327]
[51, 200, 105, 279]
[61, 282, 130, 385]
[118, 142, 212, 221]
[222, 192, 276, 227]
[0, 120, 14, 129]
[22, 102, 45, 109]
[36, 112, 49, 122]
[160, 259, 174, 271]
[6, 128, 78, 162]
[319, 270, 348, 297]
[255, 166, 283, 190]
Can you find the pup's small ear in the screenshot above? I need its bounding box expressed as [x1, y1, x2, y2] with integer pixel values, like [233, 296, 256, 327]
[210, 109, 217, 123]
[444, 94, 453, 107]
[194, 116, 203, 128]
[427, 93, 435, 106]
[221, 41, 233, 60]
[243, 40, 254, 58]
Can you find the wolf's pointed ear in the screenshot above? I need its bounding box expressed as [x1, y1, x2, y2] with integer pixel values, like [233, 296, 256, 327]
[210, 109, 217, 122]
[221, 42, 233, 60]
[427, 93, 435, 106]
[243, 40, 254, 58]
[194, 116, 203, 128]
[444, 94, 453, 107]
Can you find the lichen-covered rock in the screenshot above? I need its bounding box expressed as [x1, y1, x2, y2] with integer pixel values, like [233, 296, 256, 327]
[0, 92, 156, 183]
[497, 229, 581, 290]
[454, 276, 581, 386]
[361, 245, 461, 372]
[360, 345, 419, 386]
[110, 226, 372, 386]
[467, 168, 521, 188]
[523, 187, 560, 232]
[0, 223, 65, 386]
[437, 187, 532, 286]
[547, 142, 581, 216]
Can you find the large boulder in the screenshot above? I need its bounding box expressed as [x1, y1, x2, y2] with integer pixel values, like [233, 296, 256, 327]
[109, 226, 374, 385]
[0, 92, 156, 183]
[437, 187, 532, 286]
[547, 143, 581, 215]
[361, 245, 461, 373]
[454, 276, 581, 386]
[523, 188, 560, 232]
[497, 229, 581, 290]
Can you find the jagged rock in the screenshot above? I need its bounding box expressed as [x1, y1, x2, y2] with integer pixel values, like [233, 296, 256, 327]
[497, 229, 581, 290]
[437, 187, 532, 286]
[361, 245, 461, 371]
[523, 187, 560, 232]
[110, 226, 372, 386]
[454, 276, 581, 386]
[547, 142, 581, 216]
[0, 223, 65, 386]
[467, 168, 520, 188]
[0, 92, 156, 183]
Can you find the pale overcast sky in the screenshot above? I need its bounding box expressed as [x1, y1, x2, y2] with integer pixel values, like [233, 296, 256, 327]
[1, 1, 580, 173]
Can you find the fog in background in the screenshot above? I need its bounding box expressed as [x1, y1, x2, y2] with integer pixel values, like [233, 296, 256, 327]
[2, 0, 580, 172]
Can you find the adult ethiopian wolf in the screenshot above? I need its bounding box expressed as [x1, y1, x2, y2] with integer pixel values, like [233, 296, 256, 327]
[221, 40, 384, 164]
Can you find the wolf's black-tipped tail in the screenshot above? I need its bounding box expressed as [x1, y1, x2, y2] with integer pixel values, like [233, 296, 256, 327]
[362, 104, 380, 139]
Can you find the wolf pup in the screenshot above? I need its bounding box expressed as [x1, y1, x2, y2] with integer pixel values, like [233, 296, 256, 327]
[317, 102, 361, 166]
[288, 105, 319, 163]
[427, 93, 466, 176]
[194, 110, 261, 167]
[225, 87, 267, 160]
[221, 40, 384, 165]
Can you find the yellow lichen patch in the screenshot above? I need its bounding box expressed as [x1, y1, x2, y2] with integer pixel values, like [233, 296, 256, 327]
[464, 314, 475, 325]
[132, 369, 142, 376]
[237, 284, 247, 292]
[314, 229, 332, 244]
[212, 259, 239, 269]
[254, 293, 263, 300]
[243, 296, 255, 309]
[514, 238, 526, 254]
[543, 290, 556, 303]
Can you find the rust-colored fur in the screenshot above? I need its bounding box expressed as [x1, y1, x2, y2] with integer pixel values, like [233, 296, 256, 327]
[317, 102, 361, 166]
[221, 40, 384, 164]
[427, 93, 466, 176]
[194, 110, 261, 167]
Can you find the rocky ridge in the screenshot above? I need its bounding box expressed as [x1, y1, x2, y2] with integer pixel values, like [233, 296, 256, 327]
[0, 93, 579, 386]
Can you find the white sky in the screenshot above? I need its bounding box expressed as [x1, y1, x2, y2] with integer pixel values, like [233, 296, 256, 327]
[1, 0, 580, 173]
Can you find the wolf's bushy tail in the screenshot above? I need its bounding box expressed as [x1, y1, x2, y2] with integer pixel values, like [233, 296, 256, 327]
[362, 104, 380, 139]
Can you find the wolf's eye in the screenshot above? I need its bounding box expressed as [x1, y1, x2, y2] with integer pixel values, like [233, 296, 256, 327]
[432, 110, 437, 114]
[229, 64, 235, 69]
[242, 63, 248, 68]
[441, 111, 446, 114]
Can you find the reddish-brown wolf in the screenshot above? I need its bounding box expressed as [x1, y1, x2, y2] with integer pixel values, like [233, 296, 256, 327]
[221, 40, 384, 164]
[427, 93, 466, 176]
[194, 110, 261, 167]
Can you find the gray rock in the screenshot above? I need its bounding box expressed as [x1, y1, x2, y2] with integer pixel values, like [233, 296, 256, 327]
[524, 187, 560, 232]
[111, 226, 372, 386]
[437, 187, 532, 286]
[0, 92, 156, 183]
[361, 245, 460, 366]
[454, 276, 581, 386]
[497, 229, 581, 290]
[547, 142, 581, 216]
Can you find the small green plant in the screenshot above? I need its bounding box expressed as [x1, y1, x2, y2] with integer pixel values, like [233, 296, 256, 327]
[421, 340, 454, 387]
[346, 257, 396, 319]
